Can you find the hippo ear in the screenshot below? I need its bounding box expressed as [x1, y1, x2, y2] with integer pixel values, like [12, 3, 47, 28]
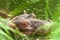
[30, 12, 36, 18]
[26, 12, 36, 18]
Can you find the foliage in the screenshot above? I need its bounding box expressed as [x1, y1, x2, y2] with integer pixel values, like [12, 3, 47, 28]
[0, 0, 60, 40]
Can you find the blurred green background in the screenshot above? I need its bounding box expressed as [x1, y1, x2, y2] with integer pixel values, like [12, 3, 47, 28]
[0, 0, 60, 40]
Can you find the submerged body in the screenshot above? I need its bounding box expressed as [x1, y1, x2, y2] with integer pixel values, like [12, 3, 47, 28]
[9, 11, 53, 36]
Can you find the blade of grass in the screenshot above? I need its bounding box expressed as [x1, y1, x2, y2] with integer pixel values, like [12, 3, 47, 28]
[45, 0, 49, 20]
[9, 2, 30, 18]
[0, 29, 14, 40]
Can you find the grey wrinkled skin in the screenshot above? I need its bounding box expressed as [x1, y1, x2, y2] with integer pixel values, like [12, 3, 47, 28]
[10, 12, 53, 36]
